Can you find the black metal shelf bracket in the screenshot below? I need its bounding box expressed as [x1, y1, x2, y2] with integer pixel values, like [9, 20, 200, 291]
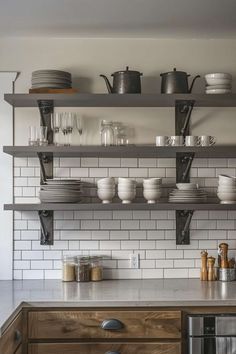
[38, 210, 54, 245]
[175, 99, 196, 245]
[175, 100, 195, 138]
[176, 210, 194, 245]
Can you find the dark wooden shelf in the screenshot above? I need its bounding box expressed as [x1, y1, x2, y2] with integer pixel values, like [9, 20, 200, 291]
[3, 145, 236, 158]
[4, 93, 236, 108]
[4, 201, 236, 211]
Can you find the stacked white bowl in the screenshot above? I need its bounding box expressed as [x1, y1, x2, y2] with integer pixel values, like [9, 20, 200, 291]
[205, 73, 232, 94]
[118, 178, 136, 204]
[143, 178, 162, 203]
[97, 177, 115, 204]
[217, 174, 236, 204]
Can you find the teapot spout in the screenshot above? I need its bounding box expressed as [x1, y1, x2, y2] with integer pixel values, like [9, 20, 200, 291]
[189, 75, 200, 93]
[100, 75, 113, 93]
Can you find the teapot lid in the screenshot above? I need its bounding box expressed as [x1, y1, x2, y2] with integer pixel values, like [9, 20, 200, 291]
[112, 66, 143, 76]
[160, 67, 188, 76]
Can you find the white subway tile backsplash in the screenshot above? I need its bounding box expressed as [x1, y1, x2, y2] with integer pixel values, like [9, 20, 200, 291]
[14, 157, 236, 280]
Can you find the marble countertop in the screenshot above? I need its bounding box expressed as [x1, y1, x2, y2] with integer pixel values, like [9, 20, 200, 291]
[1, 278, 236, 335]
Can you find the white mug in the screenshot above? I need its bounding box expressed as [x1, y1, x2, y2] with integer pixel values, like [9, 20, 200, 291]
[199, 135, 216, 146]
[156, 136, 170, 146]
[185, 135, 200, 147]
[169, 135, 184, 146]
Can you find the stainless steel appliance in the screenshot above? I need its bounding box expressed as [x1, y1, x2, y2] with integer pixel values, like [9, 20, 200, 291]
[188, 315, 236, 354]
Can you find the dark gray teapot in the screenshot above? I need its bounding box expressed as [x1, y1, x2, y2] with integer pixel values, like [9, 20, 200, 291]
[160, 68, 200, 94]
[100, 66, 142, 94]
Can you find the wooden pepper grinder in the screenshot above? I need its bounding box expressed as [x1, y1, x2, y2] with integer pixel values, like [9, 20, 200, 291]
[200, 250, 208, 281]
[219, 243, 229, 268]
[207, 256, 216, 281]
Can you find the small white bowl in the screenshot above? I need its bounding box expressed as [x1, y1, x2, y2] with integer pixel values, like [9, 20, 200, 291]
[118, 178, 136, 184]
[143, 185, 161, 191]
[219, 175, 236, 186]
[97, 189, 115, 204]
[217, 192, 236, 203]
[118, 190, 136, 204]
[143, 178, 162, 185]
[143, 189, 162, 204]
[205, 73, 232, 79]
[205, 78, 232, 86]
[206, 88, 231, 94]
[176, 183, 198, 190]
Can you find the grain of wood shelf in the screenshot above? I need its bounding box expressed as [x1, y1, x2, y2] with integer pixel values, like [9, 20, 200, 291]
[4, 93, 236, 107]
[4, 201, 236, 211]
[3, 145, 236, 158]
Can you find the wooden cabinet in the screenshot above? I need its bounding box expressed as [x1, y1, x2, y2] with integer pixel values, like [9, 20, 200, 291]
[28, 310, 181, 340]
[0, 313, 22, 354]
[28, 309, 182, 354]
[29, 342, 181, 354]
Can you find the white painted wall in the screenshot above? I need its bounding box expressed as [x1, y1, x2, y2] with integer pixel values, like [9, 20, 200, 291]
[0, 38, 235, 145]
[0, 72, 18, 280]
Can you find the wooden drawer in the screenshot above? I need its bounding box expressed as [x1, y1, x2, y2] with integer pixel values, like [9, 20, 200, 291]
[0, 313, 22, 354]
[29, 342, 181, 354]
[28, 310, 181, 340]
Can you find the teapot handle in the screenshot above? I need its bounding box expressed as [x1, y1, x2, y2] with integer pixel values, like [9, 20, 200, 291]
[189, 75, 200, 93]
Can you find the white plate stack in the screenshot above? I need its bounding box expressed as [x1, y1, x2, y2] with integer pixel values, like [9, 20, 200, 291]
[205, 73, 232, 94]
[169, 183, 207, 203]
[217, 174, 236, 204]
[97, 178, 115, 204]
[31, 70, 72, 89]
[39, 179, 82, 203]
[118, 178, 136, 204]
[143, 178, 162, 203]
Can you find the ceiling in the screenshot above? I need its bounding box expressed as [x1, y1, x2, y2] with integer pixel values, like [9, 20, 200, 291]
[0, 0, 236, 38]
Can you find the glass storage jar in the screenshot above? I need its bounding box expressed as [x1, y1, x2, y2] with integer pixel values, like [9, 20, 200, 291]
[75, 256, 91, 282]
[62, 256, 76, 282]
[100, 120, 114, 146]
[90, 256, 103, 281]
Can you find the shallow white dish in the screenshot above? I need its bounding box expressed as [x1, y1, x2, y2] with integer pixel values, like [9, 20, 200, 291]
[176, 183, 198, 190]
[205, 78, 232, 86]
[206, 84, 231, 90]
[205, 73, 232, 80]
[206, 88, 231, 94]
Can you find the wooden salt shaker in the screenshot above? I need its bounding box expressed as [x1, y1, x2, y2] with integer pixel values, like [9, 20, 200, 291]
[219, 243, 229, 268]
[207, 256, 216, 281]
[200, 250, 208, 281]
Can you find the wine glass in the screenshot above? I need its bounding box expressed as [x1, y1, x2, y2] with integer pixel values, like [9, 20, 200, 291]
[66, 112, 74, 146]
[74, 113, 83, 145]
[51, 113, 61, 145]
[60, 112, 69, 146]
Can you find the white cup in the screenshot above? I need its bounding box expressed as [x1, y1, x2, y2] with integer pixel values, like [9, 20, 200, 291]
[185, 136, 200, 147]
[169, 136, 184, 147]
[199, 135, 216, 146]
[156, 136, 170, 146]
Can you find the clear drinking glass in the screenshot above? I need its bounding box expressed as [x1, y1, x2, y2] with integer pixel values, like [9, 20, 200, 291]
[51, 113, 61, 145]
[28, 126, 38, 146]
[112, 122, 123, 146]
[38, 126, 48, 146]
[74, 113, 83, 145]
[66, 112, 74, 146]
[100, 120, 114, 146]
[60, 112, 69, 146]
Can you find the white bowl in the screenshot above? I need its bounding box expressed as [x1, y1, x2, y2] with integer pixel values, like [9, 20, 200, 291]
[217, 192, 236, 202]
[143, 189, 162, 204]
[118, 190, 136, 204]
[143, 186, 161, 190]
[206, 84, 231, 90]
[205, 78, 232, 86]
[205, 73, 232, 80]
[219, 174, 236, 186]
[118, 177, 136, 184]
[97, 178, 115, 188]
[143, 178, 162, 185]
[176, 183, 198, 190]
[97, 189, 115, 204]
[98, 186, 115, 191]
[206, 88, 231, 94]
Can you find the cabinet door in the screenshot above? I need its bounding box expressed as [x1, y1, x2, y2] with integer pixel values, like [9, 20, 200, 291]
[0, 313, 22, 354]
[29, 342, 181, 354]
[15, 345, 22, 354]
[28, 310, 181, 340]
